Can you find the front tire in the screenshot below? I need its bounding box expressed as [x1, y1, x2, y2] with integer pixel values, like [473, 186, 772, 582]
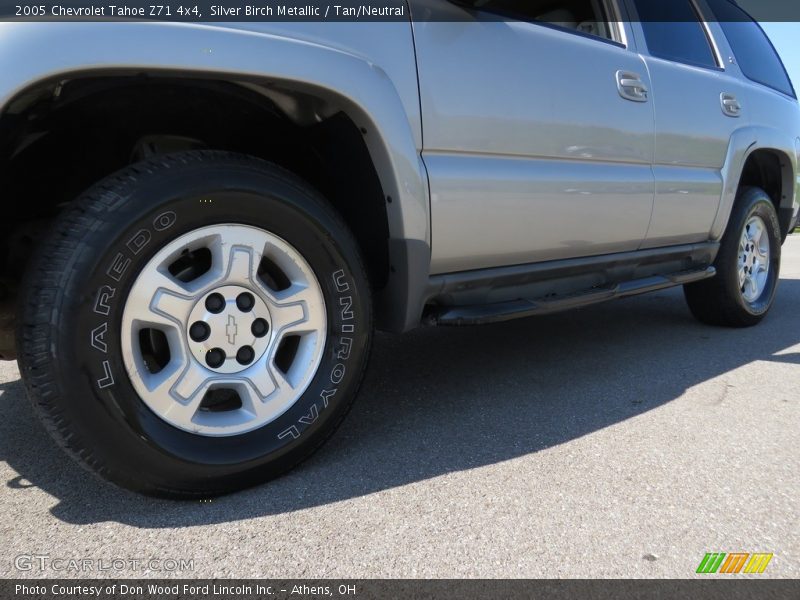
[17, 151, 372, 497]
[684, 187, 781, 327]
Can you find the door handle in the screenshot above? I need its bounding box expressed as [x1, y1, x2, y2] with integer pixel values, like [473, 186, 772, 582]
[616, 70, 649, 102]
[720, 93, 742, 117]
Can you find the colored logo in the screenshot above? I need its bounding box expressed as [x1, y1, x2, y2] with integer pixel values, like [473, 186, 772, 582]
[696, 553, 773, 574]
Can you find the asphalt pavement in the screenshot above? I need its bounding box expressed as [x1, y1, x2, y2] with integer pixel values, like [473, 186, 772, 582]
[1, 236, 798, 579]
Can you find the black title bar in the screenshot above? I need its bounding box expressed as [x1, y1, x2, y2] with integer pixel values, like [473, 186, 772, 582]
[2, 0, 800, 22]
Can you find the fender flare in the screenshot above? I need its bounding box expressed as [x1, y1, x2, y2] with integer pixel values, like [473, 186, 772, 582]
[0, 21, 433, 331]
[712, 125, 798, 240]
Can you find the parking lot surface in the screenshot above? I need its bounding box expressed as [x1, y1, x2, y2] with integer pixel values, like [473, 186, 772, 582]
[1, 237, 798, 579]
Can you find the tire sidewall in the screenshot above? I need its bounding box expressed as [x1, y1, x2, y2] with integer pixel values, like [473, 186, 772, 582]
[51, 159, 370, 491]
[722, 190, 781, 317]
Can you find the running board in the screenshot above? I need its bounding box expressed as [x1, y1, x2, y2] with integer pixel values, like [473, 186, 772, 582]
[430, 266, 716, 326]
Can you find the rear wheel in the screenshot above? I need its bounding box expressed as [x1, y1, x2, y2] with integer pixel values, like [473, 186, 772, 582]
[17, 151, 372, 497]
[684, 187, 781, 327]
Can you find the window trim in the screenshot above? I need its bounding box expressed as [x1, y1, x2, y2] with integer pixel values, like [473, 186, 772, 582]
[520, 20, 626, 49]
[625, 0, 724, 72]
[457, 0, 627, 48]
[701, 1, 797, 98]
[691, 0, 725, 69]
[697, 0, 796, 98]
[601, 0, 629, 47]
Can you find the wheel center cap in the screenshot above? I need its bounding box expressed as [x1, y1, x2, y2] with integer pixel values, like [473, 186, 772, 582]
[187, 285, 272, 374]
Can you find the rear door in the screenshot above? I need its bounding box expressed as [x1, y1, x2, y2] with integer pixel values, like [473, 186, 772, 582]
[412, 0, 656, 274]
[627, 0, 750, 248]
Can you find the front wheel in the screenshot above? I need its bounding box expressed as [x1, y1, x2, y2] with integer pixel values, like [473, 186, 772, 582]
[17, 151, 372, 497]
[684, 187, 781, 327]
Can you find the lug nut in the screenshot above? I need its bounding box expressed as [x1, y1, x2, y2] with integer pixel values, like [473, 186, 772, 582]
[205, 293, 226, 314]
[189, 321, 211, 342]
[236, 292, 255, 312]
[236, 345, 255, 365]
[205, 348, 226, 368]
[251, 318, 269, 338]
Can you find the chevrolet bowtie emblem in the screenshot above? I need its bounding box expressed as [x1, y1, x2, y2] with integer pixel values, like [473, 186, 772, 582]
[226, 315, 238, 345]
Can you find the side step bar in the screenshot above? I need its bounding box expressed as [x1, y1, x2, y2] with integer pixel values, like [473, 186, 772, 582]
[430, 266, 715, 326]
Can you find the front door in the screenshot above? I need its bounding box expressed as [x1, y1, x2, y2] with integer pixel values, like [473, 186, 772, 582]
[412, 0, 656, 274]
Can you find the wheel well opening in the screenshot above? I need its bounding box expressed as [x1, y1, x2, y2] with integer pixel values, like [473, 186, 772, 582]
[0, 74, 391, 291]
[739, 149, 793, 237]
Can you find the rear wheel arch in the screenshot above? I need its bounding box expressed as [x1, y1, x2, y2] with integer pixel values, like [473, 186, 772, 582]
[737, 147, 795, 238]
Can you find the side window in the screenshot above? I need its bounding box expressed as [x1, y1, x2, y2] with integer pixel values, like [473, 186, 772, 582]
[631, 0, 718, 68]
[705, 0, 796, 97]
[465, 0, 615, 42]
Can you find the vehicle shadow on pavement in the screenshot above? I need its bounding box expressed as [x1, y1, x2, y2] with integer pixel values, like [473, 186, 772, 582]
[1, 280, 798, 527]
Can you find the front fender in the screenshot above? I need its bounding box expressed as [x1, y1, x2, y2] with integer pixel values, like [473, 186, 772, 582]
[0, 21, 433, 332]
[0, 21, 429, 245]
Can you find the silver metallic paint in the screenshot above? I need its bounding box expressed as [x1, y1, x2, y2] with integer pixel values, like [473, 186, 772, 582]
[412, 20, 658, 272]
[0, 5, 798, 322]
[0, 21, 430, 245]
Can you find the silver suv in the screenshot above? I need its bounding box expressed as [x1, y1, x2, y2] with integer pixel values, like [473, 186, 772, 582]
[0, 0, 798, 496]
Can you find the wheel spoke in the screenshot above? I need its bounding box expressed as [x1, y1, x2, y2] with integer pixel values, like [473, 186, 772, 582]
[751, 221, 764, 246]
[125, 269, 195, 327]
[171, 361, 210, 402]
[268, 284, 326, 335]
[151, 288, 196, 325]
[164, 395, 206, 428]
[225, 246, 257, 285]
[270, 302, 307, 334]
[209, 229, 267, 287]
[141, 362, 209, 427]
[237, 384, 269, 420]
[748, 275, 759, 299]
[757, 238, 770, 261]
[238, 362, 296, 422]
[242, 358, 279, 399]
[238, 380, 282, 421]
[269, 360, 296, 391]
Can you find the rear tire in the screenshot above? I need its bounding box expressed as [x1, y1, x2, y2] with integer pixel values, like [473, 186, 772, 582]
[684, 187, 781, 327]
[17, 151, 372, 497]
